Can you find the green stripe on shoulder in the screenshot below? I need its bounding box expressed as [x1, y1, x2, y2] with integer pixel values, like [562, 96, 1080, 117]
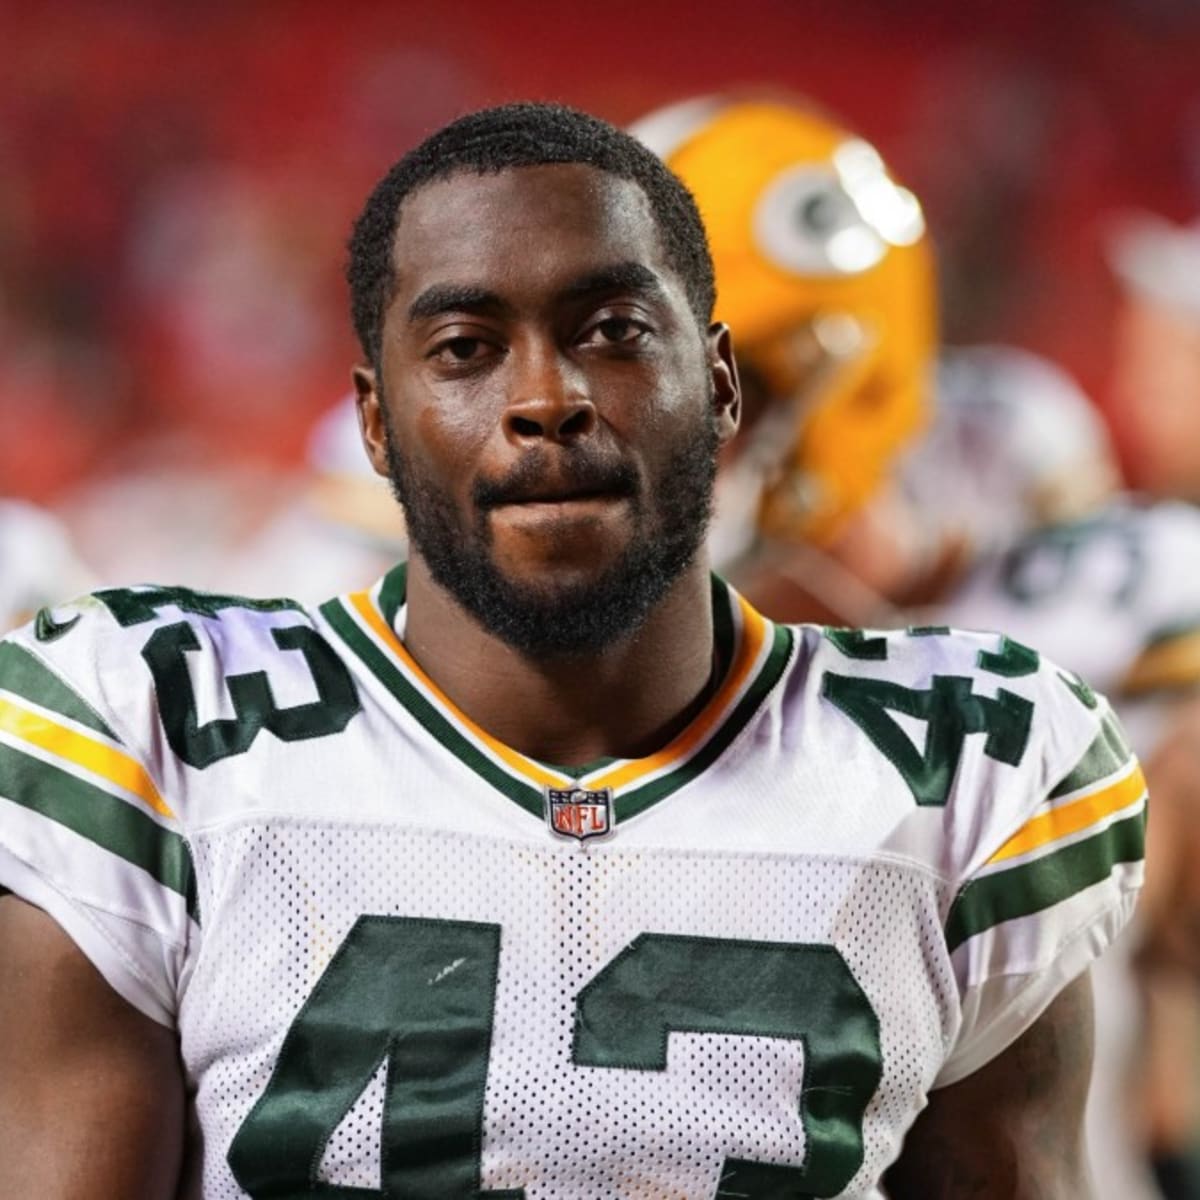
[945, 809, 1145, 952]
[0, 643, 117, 739]
[618, 620, 794, 822]
[1050, 712, 1132, 799]
[0, 742, 198, 922]
[319, 597, 544, 816]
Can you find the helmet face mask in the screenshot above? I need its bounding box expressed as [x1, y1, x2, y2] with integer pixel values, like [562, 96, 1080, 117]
[633, 95, 937, 547]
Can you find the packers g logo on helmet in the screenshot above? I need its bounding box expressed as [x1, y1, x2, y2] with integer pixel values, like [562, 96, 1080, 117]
[631, 96, 937, 546]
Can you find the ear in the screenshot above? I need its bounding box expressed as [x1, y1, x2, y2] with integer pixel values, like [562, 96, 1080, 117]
[706, 322, 742, 446]
[352, 365, 390, 479]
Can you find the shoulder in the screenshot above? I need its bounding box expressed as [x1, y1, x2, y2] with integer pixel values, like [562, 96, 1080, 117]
[7, 582, 315, 691]
[788, 622, 1133, 870]
[798, 622, 1102, 776]
[2, 583, 357, 772]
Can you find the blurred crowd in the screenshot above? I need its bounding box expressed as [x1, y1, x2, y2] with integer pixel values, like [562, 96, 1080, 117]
[6, 2, 1200, 1196]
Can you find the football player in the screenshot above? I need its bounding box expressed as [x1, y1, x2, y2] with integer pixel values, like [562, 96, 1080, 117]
[0, 103, 1143, 1198]
[634, 93, 1189, 1199]
[631, 94, 943, 627]
[938, 458, 1200, 1200]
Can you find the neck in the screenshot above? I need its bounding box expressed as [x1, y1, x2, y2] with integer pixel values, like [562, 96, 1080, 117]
[400, 557, 718, 766]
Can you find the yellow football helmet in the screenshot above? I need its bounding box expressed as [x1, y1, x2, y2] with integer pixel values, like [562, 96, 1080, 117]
[632, 95, 937, 546]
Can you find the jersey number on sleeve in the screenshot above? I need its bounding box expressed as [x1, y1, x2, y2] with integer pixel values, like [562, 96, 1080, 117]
[821, 631, 1036, 807]
[94, 587, 361, 769]
[142, 621, 360, 769]
[227, 916, 882, 1199]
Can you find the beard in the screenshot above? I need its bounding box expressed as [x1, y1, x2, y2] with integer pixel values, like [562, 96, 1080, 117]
[382, 407, 719, 660]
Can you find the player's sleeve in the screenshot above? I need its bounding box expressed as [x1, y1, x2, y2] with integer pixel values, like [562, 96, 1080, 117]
[0, 627, 195, 1028]
[1118, 504, 1200, 698]
[937, 690, 1146, 1086]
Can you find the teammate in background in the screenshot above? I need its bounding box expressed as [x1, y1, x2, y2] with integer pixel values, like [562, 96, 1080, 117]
[630, 95, 942, 627]
[634, 93, 1191, 1199]
[0, 498, 94, 632]
[933, 391, 1200, 1200]
[0, 103, 1143, 1198]
[224, 394, 408, 603]
[1106, 210, 1200, 1200]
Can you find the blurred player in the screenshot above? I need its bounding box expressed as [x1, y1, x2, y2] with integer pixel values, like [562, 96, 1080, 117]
[224, 394, 408, 603]
[908, 211, 1200, 1200]
[634, 92, 1193, 1199]
[631, 95, 941, 626]
[0, 498, 93, 632]
[939, 423, 1200, 1200]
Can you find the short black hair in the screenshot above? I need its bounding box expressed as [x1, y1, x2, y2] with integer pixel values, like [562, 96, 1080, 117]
[346, 101, 716, 372]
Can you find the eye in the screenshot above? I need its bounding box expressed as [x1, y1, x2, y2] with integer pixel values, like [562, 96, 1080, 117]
[581, 316, 649, 346]
[431, 336, 492, 364]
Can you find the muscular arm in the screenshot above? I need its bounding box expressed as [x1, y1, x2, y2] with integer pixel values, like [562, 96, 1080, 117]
[0, 894, 185, 1199]
[884, 972, 1094, 1199]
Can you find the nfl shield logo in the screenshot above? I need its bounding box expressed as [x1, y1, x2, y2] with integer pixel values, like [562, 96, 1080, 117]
[545, 786, 614, 842]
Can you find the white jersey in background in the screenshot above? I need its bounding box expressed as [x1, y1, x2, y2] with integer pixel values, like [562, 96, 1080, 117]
[0, 498, 93, 634]
[0, 571, 1143, 1198]
[941, 496, 1200, 1200]
[942, 497, 1200, 758]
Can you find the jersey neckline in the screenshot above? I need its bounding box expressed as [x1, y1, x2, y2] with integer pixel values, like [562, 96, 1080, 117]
[319, 564, 793, 824]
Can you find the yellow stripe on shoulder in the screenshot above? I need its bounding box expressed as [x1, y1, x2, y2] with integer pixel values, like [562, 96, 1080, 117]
[588, 594, 767, 792]
[987, 759, 1146, 866]
[348, 591, 566, 790]
[0, 696, 173, 819]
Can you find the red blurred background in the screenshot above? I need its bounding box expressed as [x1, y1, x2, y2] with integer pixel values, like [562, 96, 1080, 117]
[3, 0, 1199, 500]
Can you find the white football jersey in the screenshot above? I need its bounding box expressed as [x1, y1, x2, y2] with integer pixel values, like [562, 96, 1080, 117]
[939, 495, 1200, 1200]
[0, 570, 1144, 1199]
[942, 497, 1200, 758]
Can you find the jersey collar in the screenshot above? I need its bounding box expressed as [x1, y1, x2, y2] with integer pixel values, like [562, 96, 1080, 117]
[320, 564, 793, 824]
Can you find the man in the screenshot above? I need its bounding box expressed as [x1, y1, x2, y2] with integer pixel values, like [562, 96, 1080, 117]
[633, 93, 1187, 1198]
[0, 103, 1143, 1198]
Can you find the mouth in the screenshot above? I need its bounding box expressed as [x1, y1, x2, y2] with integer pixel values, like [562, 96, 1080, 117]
[499, 485, 627, 507]
[492, 491, 631, 522]
[475, 454, 639, 527]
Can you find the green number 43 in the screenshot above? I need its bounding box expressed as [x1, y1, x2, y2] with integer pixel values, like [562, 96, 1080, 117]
[821, 670, 1033, 807]
[227, 917, 882, 1199]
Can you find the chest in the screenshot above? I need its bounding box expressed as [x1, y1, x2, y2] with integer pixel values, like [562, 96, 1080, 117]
[178, 822, 956, 1199]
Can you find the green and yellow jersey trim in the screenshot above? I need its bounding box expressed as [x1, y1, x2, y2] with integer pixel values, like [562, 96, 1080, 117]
[985, 759, 1145, 867]
[320, 566, 793, 823]
[0, 642, 198, 920]
[0, 695, 172, 818]
[946, 714, 1146, 953]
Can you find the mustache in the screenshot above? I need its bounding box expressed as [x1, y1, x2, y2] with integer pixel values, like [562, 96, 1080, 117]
[473, 451, 639, 509]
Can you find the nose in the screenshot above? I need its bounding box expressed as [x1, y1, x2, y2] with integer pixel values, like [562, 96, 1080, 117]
[503, 345, 597, 444]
